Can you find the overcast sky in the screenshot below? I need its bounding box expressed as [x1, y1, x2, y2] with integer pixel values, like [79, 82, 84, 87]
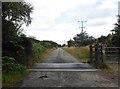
[24, 0, 119, 45]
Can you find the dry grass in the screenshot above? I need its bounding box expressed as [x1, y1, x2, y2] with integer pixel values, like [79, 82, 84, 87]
[28, 48, 55, 68]
[64, 46, 90, 62]
[2, 71, 28, 87]
[107, 63, 119, 78]
[99, 63, 119, 85]
[41, 48, 56, 62]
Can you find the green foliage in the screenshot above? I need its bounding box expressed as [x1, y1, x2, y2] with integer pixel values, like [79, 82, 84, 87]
[2, 56, 27, 86]
[30, 37, 60, 48]
[62, 44, 66, 47]
[2, 19, 18, 41]
[2, 39, 28, 65]
[98, 35, 107, 44]
[39, 40, 59, 48]
[32, 43, 45, 52]
[2, 68, 27, 87]
[2, 2, 33, 26]
[2, 2, 33, 41]
[32, 42, 45, 63]
[111, 15, 120, 47]
[2, 56, 26, 87]
[70, 30, 95, 47]
[67, 39, 74, 47]
[2, 1, 33, 65]
[2, 56, 26, 72]
[31, 39, 60, 63]
[2, 2, 33, 87]
[17, 35, 32, 56]
[96, 15, 120, 47]
[2, 2, 62, 87]
[97, 34, 115, 47]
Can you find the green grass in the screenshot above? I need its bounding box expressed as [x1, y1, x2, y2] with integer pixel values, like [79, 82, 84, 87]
[27, 43, 46, 67]
[2, 42, 56, 87]
[28, 42, 55, 67]
[0, 71, 2, 88]
[2, 56, 28, 87]
[32, 42, 46, 62]
[64, 46, 90, 62]
[2, 70, 28, 87]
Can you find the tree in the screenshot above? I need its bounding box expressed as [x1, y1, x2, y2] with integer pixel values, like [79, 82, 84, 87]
[2, 19, 18, 41]
[2, 2, 33, 65]
[67, 39, 74, 47]
[2, 2, 33, 26]
[2, 2, 33, 41]
[98, 35, 107, 44]
[97, 34, 113, 46]
[73, 30, 95, 46]
[111, 15, 120, 47]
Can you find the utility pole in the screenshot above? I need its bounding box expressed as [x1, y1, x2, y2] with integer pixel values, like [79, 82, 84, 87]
[118, 1, 120, 15]
[78, 21, 87, 32]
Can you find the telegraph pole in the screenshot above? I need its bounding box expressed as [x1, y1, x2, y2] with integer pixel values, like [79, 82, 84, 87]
[78, 21, 87, 32]
[118, 1, 120, 15]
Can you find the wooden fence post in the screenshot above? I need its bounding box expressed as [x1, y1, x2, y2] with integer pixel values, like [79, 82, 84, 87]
[102, 45, 105, 63]
[89, 45, 93, 64]
[99, 45, 103, 63]
[95, 44, 99, 63]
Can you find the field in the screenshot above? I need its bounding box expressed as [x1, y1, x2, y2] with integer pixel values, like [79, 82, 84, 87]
[63, 46, 90, 63]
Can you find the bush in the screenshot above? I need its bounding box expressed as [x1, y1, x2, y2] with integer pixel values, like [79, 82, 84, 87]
[2, 56, 27, 87]
[2, 56, 26, 72]
[32, 43, 46, 63]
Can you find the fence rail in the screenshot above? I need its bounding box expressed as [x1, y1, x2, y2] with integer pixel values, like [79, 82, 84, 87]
[89, 45, 120, 64]
[104, 47, 120, 56]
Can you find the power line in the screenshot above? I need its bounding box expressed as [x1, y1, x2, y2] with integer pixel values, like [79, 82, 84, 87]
[78, 20, 87, 32]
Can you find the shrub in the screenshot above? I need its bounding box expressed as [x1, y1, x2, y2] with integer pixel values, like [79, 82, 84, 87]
[2, 56, 26, 72]
[32, 43, 46, 63]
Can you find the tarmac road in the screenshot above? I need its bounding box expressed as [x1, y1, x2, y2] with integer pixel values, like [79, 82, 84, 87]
[42, 48, 79, 63]
[12, 48, 118, 87]
[14, 71, 118, 87]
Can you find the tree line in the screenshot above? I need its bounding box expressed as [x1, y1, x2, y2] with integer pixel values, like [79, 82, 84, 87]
[97, 15, 120, 47]
[67, 29, 95, 47]
[67, 15, 120, 47]
[2, 1, 60, 81]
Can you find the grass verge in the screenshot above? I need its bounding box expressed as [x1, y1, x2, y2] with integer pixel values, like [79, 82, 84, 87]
[2, 48, 55, 87]
[2, 69, 28, 87]
[64, 46, 118, 83]
[63, 46, 90, 62]
[40, 48, 56, 62]
[27, 48, 55, 68]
